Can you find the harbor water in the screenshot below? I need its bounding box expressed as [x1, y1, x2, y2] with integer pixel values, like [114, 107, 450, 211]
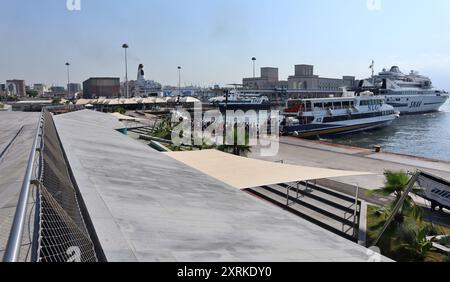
[324, 101, 450, 162]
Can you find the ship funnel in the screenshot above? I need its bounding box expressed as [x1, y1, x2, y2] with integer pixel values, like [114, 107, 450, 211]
[137, 64, 145, 81]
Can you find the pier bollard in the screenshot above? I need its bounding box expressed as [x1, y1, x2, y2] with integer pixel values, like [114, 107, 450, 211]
[373, 145, 381, 153]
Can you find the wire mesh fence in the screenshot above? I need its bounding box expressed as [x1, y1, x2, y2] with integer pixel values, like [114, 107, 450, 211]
[35, 110, 98, 262]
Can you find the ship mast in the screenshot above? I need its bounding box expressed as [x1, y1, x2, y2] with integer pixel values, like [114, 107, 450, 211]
[370, 60, 375, 85]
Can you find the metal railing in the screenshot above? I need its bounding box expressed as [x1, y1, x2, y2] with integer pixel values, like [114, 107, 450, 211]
[3, 107, 99, 262]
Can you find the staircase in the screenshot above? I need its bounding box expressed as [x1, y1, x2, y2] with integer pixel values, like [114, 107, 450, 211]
[129, 126, 154, 135]
[246, 181, 361, 242]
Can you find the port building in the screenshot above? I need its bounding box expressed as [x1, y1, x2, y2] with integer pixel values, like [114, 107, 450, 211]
[83, 77, 121, 99]
[242, 64, 358, 100]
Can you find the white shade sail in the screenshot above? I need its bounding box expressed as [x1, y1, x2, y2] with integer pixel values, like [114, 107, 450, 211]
[165, 149, 373, 189]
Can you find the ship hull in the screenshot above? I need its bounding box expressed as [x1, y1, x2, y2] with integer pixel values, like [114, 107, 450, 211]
[283, 116, 396, 139]
[386, 94, 448, 114]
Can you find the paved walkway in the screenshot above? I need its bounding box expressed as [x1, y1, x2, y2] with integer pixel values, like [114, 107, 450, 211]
[54, 110, 390, 262]
[0, 112, 39, 261]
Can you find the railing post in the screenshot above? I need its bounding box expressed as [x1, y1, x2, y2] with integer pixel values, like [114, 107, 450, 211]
[352, 185, 360, 238]
[286, 185, 290, 206]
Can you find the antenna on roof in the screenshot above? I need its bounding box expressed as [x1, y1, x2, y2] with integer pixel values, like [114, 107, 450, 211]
[369, 60, 375, 85]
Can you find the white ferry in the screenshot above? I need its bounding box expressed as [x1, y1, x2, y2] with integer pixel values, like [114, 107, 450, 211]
[209, 89, 270, 108]
[282, 91, 399, 138]
[360, 66, 449, 114]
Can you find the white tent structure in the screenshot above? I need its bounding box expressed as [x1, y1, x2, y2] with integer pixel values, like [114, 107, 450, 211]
[165, 149, 372, 190]
[179, 97, 201, 103]
[110, 112, 136, 121]
[166, 96, 178, 103]
[142, 97, 156, 104]
[123, 98, 138, 105]
[76, 99, 91, 105]
[154, 97, 166, 104]
[108, 98, 123, 106]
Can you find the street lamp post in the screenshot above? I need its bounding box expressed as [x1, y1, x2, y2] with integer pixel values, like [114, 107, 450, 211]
[122, 43, 129, 99]
[65, 62, 70, 99]
[177, 66, 181, 100]
[251, 57, 256, 78]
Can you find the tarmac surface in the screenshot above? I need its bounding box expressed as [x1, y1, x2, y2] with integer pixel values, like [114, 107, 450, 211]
[53, 110, 390, 262]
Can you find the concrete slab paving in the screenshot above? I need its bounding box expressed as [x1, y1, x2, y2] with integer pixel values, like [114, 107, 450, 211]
[53, 110, 391, 262]
[0, 111, 39, 261]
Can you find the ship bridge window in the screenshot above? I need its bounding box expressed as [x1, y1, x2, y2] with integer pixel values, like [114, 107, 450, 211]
[342, 101, 350, 107]
[360, 99, 384, 106]
[324, 102, 332, 109]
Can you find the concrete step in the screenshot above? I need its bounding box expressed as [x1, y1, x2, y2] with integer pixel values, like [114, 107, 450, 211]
[130, 128, 153, 135]
[278, 182, 359, 214]
[267, 184, 358, 226]
[247, 186, 358, 241]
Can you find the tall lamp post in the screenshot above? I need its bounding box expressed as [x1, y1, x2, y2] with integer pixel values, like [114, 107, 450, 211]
[177, 66, 181, 101]
[251, 57, 256, 78]
[122, 43, 129, 99]
[65, 62, 70, 99]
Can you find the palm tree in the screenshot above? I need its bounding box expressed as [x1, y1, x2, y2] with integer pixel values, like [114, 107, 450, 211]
[152, 117, 174, 140]
[192, 135, 217, 151]
[367, 170, 439, 261]
[217, 127, 252, 156]
[369, 170, 423, 223]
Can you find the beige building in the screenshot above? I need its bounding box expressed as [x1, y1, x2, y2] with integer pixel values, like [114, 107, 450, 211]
[243, 67, 288, 90]
[288, 64, 357, 91]
[243, 64, 357, 91]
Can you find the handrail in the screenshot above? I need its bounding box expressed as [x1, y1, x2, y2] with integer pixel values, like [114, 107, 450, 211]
[3, 110, 44, 262]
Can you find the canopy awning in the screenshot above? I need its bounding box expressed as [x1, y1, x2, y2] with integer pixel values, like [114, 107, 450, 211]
[110, 112, 136, 121]
[164, 149, 373, 189]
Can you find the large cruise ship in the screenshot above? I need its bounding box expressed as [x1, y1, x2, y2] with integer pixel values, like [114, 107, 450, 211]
[281, 91, 399, 138]
[359, 66, 449, 114]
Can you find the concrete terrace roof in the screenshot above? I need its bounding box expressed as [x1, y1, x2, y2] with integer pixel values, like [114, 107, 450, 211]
[0, 112, 40, 261]
[53, 110, 391, 262]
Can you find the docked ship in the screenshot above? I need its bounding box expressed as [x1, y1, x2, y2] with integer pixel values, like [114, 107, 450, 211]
[281, 91, 399, 138]
[358, 66, 449, 114]
[134, 64, 163, 97]
[209, 89, 270, 109]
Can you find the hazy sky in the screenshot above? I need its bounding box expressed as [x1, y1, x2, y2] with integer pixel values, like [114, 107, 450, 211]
[1, 0, 450, 89]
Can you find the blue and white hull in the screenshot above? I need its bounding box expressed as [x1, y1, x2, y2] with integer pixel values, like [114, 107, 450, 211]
[283, 116, 395, 139]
